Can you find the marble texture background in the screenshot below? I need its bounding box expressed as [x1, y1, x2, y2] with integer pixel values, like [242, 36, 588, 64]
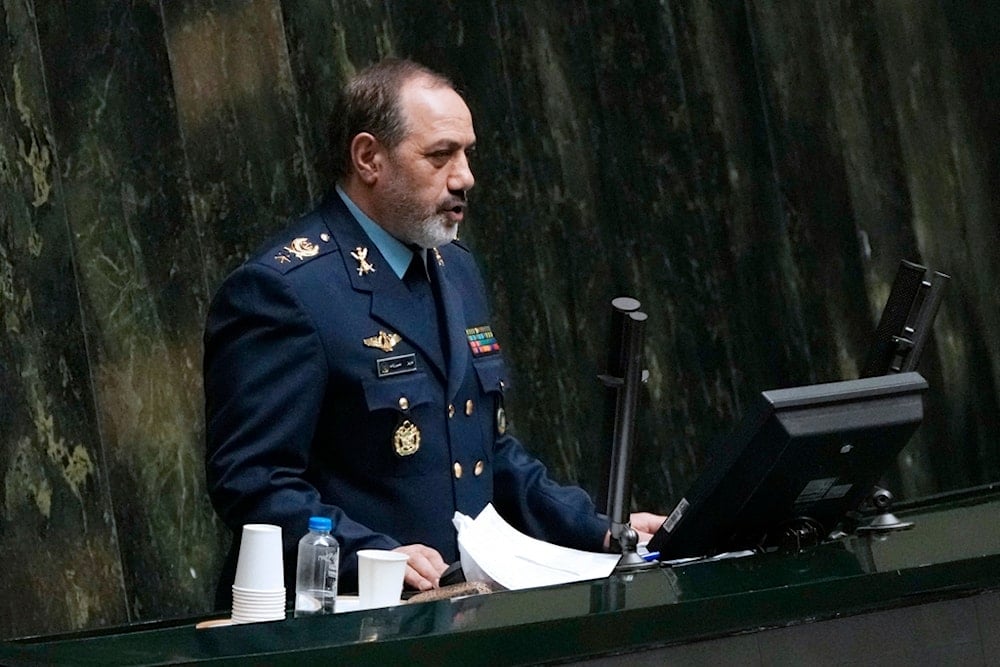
[1, 0, 998, 638]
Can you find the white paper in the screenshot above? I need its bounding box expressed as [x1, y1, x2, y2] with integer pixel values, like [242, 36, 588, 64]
[452, 504, 620, 590]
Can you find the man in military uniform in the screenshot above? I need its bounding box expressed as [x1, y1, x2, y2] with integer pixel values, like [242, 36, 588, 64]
[204, 58, 664, 604]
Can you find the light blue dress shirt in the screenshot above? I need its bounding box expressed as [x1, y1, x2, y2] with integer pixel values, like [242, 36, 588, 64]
[336, 185, 413, 280]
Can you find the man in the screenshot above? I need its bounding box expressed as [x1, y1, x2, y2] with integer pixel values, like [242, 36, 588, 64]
[204, 58, 663, 605]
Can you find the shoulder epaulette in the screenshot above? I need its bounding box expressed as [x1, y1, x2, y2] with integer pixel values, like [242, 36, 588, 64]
[256, 215, 339, 274]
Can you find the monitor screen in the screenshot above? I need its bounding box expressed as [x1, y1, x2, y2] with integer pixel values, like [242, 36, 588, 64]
[648, 372, 928, 560]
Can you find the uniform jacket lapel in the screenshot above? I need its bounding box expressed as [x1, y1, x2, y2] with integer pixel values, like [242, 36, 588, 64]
[319, 196, 448, 381]
[428, 255, 469, 401]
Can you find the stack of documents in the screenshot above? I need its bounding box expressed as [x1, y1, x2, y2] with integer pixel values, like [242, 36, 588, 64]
[452, 504, 621, 590]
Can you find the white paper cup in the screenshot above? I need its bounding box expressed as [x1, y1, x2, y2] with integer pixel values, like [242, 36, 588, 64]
[232, 601, 284, 612]
[231, 585, 285, 624]
[231, 601, 284, 613]
[357, 550, 409, 609]
[231, 607, 284, 624]
[232, 588, 285, 603]
[233, 524, 284, 591]
[232, 591, 285, 606]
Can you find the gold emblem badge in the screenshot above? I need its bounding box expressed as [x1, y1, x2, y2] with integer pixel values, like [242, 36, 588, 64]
[285, 237, 319, 260]
[432, 247, 445, 266]
[393, 420, 421, 456]
[363, 330, 402, 353]
[351, 246, 376, 275]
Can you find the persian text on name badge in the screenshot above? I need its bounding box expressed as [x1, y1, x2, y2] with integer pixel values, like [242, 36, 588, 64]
[377, 353, 417, 378]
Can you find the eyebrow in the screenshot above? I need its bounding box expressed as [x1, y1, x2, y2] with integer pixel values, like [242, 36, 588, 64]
[424, 138, 475, 153]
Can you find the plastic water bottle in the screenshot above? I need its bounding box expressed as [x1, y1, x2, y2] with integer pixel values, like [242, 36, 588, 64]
[294, 516, 339, 617]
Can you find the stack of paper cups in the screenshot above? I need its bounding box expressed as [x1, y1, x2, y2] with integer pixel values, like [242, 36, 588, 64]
[231, 524, 286, 624]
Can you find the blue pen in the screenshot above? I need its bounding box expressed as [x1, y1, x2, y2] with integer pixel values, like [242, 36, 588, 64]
[641, 551, 660, 562]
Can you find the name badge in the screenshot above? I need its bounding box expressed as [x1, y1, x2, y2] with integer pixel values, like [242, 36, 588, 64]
[377, 354, 417, 378]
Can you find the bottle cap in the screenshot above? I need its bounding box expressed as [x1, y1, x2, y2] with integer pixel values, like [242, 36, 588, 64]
[308, 516, 333, 532]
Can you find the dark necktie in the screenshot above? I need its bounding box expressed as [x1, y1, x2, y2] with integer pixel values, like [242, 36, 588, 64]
[425, 250, 450, 367]
[405, 249, 449, 369]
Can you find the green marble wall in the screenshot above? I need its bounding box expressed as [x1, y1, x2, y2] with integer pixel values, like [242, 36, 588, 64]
[1, 0, 997, 639]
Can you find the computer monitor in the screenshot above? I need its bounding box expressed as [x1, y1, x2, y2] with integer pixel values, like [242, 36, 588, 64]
[648, 372, 928, 560]
[860, 259, 949, 377]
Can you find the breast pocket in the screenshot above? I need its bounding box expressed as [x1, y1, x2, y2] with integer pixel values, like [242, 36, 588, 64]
[360, 373, 442, 478]
[472, 355, 512, 453]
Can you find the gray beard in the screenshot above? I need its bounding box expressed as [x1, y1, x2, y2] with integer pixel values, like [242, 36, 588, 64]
[378, 166, 462, 248]
[406, 213, 459, 249]
[381, 206, 458, 249]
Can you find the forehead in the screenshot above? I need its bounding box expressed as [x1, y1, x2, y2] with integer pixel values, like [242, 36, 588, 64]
[397, 77, 475, 145]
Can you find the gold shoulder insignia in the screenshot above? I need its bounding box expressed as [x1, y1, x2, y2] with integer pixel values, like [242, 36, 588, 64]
[285, 237, 319, 260]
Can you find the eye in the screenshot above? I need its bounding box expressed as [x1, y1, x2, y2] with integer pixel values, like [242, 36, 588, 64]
[426, 150, 452, 166]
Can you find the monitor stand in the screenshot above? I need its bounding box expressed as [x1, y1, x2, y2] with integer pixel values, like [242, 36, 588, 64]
[856, 486, 914, 534]
[614, 523, 658, 571]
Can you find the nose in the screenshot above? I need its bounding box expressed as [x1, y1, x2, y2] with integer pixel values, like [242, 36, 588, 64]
[448, 151, 475, 193]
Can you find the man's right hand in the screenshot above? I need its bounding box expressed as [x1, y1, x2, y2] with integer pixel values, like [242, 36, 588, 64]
[394, 544, 448, 591]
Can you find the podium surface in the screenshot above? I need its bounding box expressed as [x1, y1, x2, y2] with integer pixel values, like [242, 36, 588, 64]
[3, 486, 999, 666]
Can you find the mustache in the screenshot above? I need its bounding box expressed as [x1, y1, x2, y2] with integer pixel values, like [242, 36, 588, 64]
[441, 193, 468, 214]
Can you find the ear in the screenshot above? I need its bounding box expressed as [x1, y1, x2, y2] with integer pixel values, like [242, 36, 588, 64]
[350, 132, 383, 185]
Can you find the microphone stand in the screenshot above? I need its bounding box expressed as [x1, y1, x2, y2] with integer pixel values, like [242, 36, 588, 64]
[599, 297, 656, 571]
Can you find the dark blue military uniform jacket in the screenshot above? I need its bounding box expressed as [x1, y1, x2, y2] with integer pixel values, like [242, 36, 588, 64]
[205, 193, 607, 600]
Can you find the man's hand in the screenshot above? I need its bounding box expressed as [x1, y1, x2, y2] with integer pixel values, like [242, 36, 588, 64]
[394, 544, 449, 591]
[629, 511, 667, 544]
[603, 511, 668, 550]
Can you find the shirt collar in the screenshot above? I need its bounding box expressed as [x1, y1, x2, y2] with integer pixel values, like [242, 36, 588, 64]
[336, 184, 413, 279]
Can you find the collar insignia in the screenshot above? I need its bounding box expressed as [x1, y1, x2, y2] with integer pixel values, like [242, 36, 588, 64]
[432, 247, 445, 266]
[364, 330, 402, 353]
[351, 246, 376, 276]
